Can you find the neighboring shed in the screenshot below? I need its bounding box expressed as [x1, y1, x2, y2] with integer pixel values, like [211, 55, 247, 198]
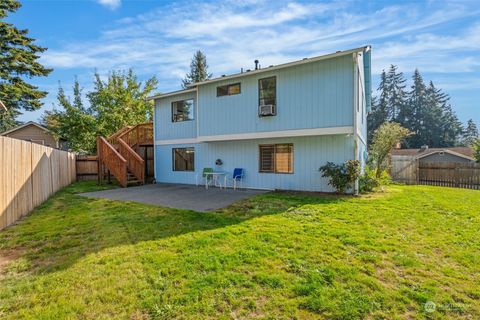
[0, 121, 68, 150]
[390, 146, 476, 184]
[392, 147, 475, 164]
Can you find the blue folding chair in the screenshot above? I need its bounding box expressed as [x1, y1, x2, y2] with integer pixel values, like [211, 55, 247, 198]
[225, 168, 244, 190]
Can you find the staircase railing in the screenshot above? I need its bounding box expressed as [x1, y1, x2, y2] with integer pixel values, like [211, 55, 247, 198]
[106, 125, 132, 147]
[97, 136, 127, 187]
[97, 122, 153, 187]
[118, 122, 153, 148]
[118, 138, 144, 183]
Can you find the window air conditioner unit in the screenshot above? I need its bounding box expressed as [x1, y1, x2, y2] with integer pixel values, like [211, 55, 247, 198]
[258, 104, 275, 117]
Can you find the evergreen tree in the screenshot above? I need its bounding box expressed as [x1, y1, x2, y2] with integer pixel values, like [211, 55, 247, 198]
[182, 50, 212, 88]
[423, 81, 446, 147]
[367, 71, 388, 142]
[0, 0, 52, 131]
[385, 65, 407, 122]
[404, 69, 428, 147]
[440, 103, 463, 147]
[462, 119, 479, 146]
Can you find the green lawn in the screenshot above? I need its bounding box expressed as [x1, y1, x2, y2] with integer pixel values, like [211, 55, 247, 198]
[0, 182, 479, 319]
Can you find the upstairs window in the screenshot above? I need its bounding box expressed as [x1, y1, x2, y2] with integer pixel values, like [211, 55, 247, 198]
[172, 99, 194, 122]
[172, 147, 195, 171]
[259, 144, 293, 174]
[258, 76, 276, 116]
[217, 83, 241, 96]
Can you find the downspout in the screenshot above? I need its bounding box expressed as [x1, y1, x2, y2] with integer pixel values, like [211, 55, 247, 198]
[353, 53, 359, 195]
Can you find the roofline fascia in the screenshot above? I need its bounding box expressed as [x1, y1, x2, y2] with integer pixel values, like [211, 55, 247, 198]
[0, 121, 50, 136]
[147, 88, 197, 101]
[416, 149, 475, 161]
[187, 45, 371, 88]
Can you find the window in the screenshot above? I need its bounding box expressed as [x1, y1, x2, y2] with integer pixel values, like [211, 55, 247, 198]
[217, 83, 241, 96]
[172, 148, 195, 171]
[259, 144, 293, 174]
[172, 99, 194, 122]
[258, 76, 276, 111]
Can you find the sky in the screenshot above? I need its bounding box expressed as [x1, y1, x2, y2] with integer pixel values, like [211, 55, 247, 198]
[7, 0, 480, 126]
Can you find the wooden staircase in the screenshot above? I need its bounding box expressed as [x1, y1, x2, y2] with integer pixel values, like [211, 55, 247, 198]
[97, 122, 153, 187]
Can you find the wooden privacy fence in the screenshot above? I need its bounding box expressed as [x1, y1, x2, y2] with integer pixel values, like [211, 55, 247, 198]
[0, 136, 76, 230]
[76, 155, 99, 180]
[390, 157, 480, 190]
[417, 162, 480, 190]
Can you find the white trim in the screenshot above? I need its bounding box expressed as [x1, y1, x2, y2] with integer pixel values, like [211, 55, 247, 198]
[155, 126, 353, 145]
[0, 121, 50, 136]
[187, 46, 370, 88]
[416, 149, 475, 161]
[156, 138, 201, 145]
[147, 88, 197, 101]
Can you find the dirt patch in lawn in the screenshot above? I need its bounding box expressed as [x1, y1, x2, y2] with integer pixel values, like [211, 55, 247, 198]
[0, 249, 24, 274]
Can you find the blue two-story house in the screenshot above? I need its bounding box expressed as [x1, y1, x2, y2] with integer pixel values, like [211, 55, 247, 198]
[149, 46, 371, 192]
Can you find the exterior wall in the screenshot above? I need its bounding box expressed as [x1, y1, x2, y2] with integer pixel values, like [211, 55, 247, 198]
[3, 124, 58, 148]
[154, 91, 197, 141]
[419, 153, 473, 163]
[197, 55, 354, 137]
[355, 52, 368, 144]
[155, 134, 354, 192]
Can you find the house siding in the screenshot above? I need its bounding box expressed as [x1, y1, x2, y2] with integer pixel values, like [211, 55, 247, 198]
[154, 92, 197, 141]
[197, 55, 354, 137]
[155, 135, 354, 192]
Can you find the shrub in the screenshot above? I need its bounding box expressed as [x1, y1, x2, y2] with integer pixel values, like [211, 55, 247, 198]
[359, 166, 391, 193]
[319, 160, 360, 194]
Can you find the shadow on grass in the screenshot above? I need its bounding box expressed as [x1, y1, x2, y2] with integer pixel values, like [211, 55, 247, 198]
[0, 181, 348, 274]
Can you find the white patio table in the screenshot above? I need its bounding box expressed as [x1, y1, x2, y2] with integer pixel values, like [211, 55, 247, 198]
[203, 171, 227, 189]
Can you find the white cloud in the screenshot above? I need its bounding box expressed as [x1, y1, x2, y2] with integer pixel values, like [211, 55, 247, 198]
[96, 0, 121, 10]
[41, 0, 480, 93]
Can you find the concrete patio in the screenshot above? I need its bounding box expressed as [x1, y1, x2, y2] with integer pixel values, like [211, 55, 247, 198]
[79, 183, 268, 212]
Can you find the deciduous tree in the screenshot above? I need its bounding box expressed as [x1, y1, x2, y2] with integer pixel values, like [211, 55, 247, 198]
[370, 122, 410, 177]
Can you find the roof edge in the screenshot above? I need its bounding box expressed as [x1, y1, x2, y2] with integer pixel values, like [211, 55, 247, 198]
[416, 149, 475, 161]
[0, 121, 50, 136]
[147, 88, 197, 101]
[187, 45, 371, 88]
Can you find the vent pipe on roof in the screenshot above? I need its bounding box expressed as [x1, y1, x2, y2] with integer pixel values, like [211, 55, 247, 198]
[254, 59, 259, 70]
[420, 145, 429, 151]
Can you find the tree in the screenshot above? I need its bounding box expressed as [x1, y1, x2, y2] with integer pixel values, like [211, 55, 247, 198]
[472, 138, 480, 163]
[385, 65, 407, 122]
[462, 119, 479, 146]
[42, 80, 97, 153]
[367, 74, 387, 142]
[370, 122, 411, 177]
[182, 50, 212, 88]
[88, 70, 157, 137]
[368, 66, 464, 148]
[403, 69, 428, 148]
[367, 65, 407, 141]
[42, 70, 157, 154]
[0, 0, 52, 131]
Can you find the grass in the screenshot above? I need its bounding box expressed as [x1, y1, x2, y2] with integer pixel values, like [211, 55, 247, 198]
[0, 181, 479, 319]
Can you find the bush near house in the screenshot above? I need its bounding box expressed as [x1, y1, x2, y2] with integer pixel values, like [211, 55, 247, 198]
[0, 182, 479, 319]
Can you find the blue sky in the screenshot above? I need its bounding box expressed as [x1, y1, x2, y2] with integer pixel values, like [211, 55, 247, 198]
[8, 0, 480, 126]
